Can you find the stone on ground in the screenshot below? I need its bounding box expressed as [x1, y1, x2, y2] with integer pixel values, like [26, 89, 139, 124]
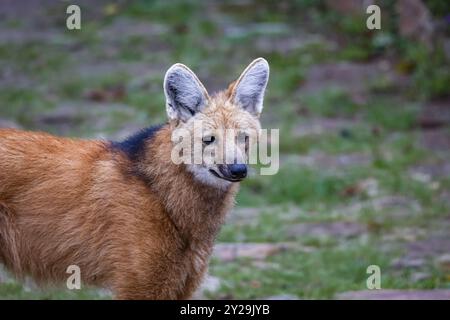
[336, 289, 450, 300]
[213, 243, 295, 262]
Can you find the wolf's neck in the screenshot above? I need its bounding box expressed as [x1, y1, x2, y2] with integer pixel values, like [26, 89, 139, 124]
[137, 125, 238, 245]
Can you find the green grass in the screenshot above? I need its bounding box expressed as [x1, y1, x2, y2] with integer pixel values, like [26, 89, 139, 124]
[0, 280, 109, 300]
[209, 242, 447, 299]
[238, 165, 358, 207]
[300, 88, 361, 117]
[0, 42, 67, 76]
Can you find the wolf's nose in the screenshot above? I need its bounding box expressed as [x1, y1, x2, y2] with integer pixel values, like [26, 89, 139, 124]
[228, 164, 247, 179]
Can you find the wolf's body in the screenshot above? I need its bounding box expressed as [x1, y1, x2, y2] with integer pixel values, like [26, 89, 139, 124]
[0, 126, 236, 299]
[0, 58, 269, 299]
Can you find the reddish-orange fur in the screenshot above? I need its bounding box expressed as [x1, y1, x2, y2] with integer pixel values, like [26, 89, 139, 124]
[0, 123, 239, 299]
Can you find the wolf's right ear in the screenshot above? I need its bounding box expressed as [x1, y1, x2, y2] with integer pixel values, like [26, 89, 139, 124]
[164, 63, 209, 122]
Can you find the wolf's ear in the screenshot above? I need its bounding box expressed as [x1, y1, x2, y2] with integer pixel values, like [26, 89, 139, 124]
[230, 58, 269, 116]
[164, 63, 209, 122]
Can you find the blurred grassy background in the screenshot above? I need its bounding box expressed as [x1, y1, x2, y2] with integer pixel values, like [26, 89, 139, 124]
[0, 0, 449, 299]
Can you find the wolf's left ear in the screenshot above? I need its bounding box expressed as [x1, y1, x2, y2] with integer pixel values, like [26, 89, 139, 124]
[230, 58, 269, 116]
[164, 63, 209, 122]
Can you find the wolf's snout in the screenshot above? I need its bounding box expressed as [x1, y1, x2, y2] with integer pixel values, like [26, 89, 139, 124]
[216, 163, 247, 182]
[228, 164, 247, 180]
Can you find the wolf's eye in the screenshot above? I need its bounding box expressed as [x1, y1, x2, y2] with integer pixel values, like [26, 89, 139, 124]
[237, 132, 250, 154]
[237, 132, 249, 144]
[202, 135, 215, 145]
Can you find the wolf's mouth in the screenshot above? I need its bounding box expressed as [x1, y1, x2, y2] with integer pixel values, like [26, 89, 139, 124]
[209, 169, 243, 182]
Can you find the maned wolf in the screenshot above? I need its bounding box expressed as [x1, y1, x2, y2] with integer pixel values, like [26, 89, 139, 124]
[0, 58, 269, 299]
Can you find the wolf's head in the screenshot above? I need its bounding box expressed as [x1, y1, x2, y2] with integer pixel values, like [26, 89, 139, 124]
[164, 58, 269, 189]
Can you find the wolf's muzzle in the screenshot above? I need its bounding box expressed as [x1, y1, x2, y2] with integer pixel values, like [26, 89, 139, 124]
[210, 164, 247, 182]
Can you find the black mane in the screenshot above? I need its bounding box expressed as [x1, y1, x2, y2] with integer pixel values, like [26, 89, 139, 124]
[110, 124, 164, 160]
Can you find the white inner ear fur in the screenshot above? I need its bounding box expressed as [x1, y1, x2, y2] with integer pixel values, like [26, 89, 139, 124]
[164, 63, 209, 122]
[232, 58, 269, 116]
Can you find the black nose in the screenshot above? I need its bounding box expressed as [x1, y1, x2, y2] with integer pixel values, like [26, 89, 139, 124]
[228, 164, 247, 179]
